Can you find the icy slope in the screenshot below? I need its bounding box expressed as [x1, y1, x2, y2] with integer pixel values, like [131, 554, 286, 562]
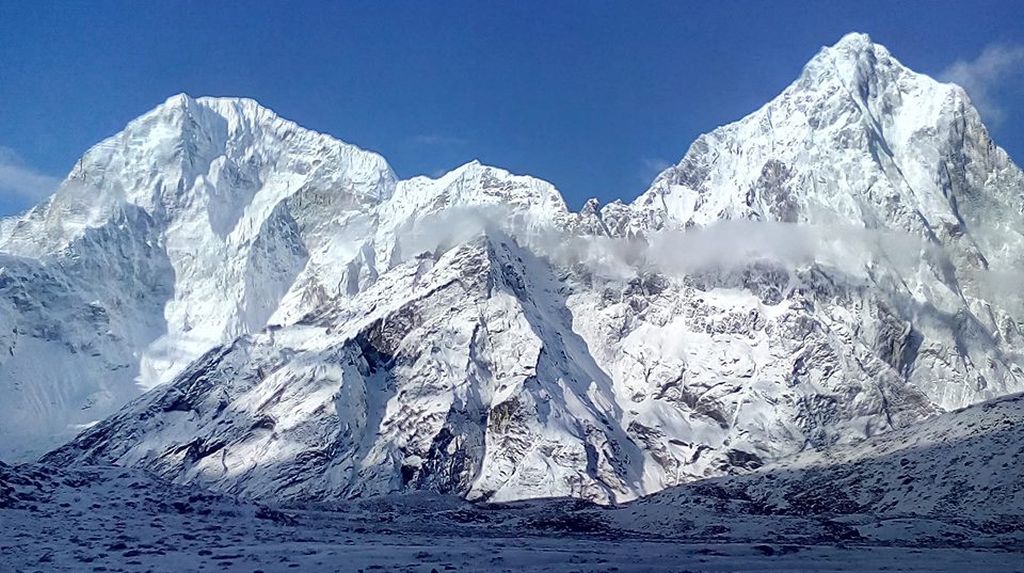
[0, 208, 172, 460]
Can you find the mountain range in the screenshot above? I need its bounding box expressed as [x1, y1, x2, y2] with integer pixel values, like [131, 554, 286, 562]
[1, 32, 1023, 512]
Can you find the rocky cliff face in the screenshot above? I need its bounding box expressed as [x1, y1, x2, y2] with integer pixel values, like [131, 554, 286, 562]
[10, 34, 1024, 503]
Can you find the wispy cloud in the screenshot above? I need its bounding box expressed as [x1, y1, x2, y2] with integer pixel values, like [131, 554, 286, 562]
[0, 146, 60, 204]
[397, 204, 1024, 314]
[411, 134, 468, 147]
[640, 157, 671, 184]
[940, 44, 1024, 125]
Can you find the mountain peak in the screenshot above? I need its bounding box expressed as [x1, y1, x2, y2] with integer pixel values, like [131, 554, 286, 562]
[619, 33, 1024, 328]
[135, 93, 299, 148]
[156, 93, 274, 117]
[164, 92, 193, 107]
[813, 32, 888, 67]
[827, 31, 875, 53]
[799, 32, 908, 89]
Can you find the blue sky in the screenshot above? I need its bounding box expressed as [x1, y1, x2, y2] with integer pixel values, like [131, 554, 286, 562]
[1, 1, 1022, 215]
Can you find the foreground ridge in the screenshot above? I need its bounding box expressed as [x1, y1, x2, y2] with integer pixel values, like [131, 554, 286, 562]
[7, 393, 1024, 570]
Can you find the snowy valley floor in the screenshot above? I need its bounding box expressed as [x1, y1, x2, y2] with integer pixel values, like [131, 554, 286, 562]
[2, 465, 1023, 573]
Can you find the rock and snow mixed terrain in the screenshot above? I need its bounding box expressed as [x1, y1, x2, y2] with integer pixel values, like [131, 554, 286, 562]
[4, 392, 1024, 570]
[2, 31, 1024, 569]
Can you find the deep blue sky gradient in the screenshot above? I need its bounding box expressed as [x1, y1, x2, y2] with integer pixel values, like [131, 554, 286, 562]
[1, 1, 1022, 214]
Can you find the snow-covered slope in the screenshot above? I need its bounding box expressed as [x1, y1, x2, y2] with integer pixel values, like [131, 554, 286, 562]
[11, 33, 1024, 505]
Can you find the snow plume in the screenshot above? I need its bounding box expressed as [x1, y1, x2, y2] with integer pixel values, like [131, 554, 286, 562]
[0, 146, 61, 209]
[941, 44, 1024, 126]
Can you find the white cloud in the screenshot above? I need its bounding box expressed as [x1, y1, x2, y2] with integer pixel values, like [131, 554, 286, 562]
[393, 202, 1024, 313]
[395, 203, 924, 279]
[940, 44, 1024, 125]
[0, 146, 60, 204]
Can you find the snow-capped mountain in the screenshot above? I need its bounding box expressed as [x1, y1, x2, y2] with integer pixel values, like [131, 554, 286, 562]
[0, 96, 395, 458]
[9, 33, 1024, 504]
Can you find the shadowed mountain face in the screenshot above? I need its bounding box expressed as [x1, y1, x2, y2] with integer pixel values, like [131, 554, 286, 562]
[628, 391, 1024, 521]
[9, 33, 1024, 505]
[8, 393, 1024, 571]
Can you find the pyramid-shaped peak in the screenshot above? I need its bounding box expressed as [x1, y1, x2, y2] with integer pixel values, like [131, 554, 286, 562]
[194, 95, 284, 121]
[782, 31, 954, 111]
[631, 30, 989, 234]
